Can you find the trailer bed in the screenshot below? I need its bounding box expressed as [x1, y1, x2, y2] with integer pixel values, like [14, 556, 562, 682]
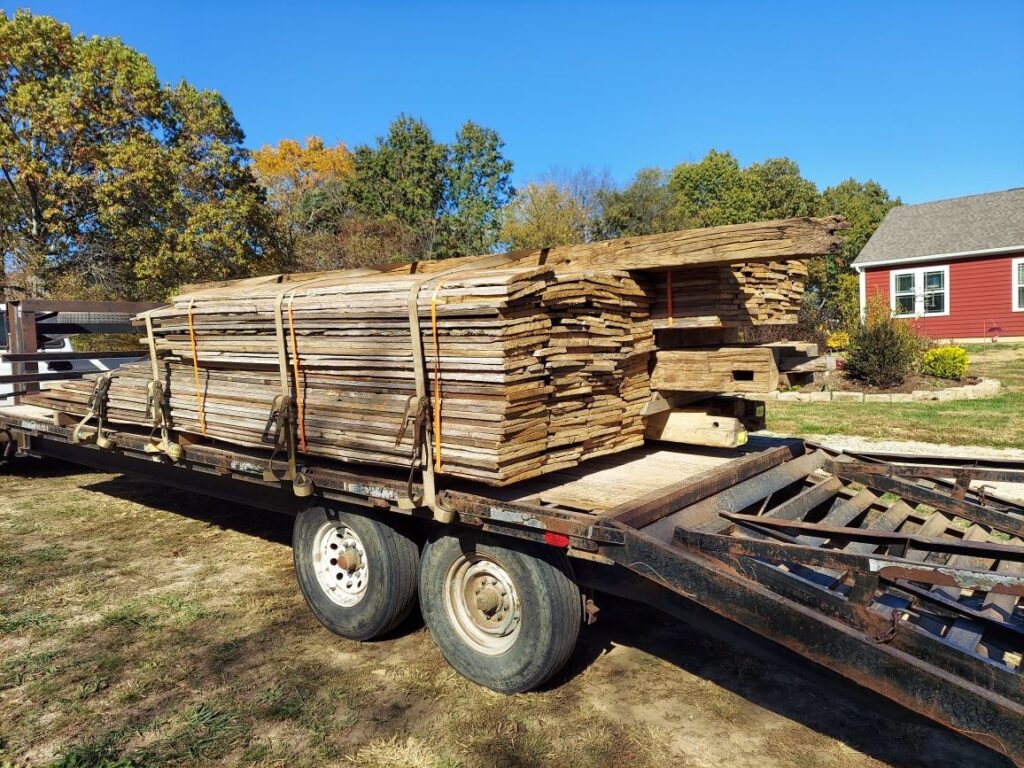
[3, 404, 1023, 763]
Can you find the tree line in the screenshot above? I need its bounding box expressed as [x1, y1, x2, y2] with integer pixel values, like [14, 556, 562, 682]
[1, 9, 899, 324]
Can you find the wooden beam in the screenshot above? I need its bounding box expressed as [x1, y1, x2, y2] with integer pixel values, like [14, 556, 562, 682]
[644, 410, 748, 449]
[177, 216, 845, 300]
[651, 347, 779, 394]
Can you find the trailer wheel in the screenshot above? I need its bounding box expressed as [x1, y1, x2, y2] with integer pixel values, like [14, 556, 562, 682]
[293, 505, 419, 641]
[419, 531, 581, 693]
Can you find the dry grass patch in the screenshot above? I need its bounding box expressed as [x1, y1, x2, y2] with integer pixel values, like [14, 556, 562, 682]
[0, 461, 1011, 768]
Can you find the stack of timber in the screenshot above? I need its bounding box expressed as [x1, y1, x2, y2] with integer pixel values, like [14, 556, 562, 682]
[647, 260, 808, 329]
[30, 266, 654, 485]
[647, 342, 834, 396]
[29, 216, 845, 483]
[650, 346, 781, 394]
[763, 341, 833, 389]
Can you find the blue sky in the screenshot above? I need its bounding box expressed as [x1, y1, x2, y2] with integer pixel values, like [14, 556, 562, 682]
[13, 0, 1024, 203]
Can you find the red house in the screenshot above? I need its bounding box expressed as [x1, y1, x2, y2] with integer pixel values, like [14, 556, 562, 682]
[852, 188, 1024, 342]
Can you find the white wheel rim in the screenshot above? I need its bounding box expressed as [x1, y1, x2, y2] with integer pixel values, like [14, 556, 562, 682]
[443, 554, 521, 655]
[312, 522, 369, 607]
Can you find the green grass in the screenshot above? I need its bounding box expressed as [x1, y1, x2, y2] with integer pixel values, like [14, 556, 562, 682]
[767, 342, 1024, 447]
[0, 455, 1008, 767]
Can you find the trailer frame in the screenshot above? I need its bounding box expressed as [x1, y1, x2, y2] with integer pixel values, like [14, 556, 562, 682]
[2, 407, 1023, 764]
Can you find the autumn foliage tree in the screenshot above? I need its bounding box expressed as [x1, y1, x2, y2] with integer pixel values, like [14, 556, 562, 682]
[0, 10, 275, 300]
[261, 117, 515, 271]
[252, 136, 354, 266]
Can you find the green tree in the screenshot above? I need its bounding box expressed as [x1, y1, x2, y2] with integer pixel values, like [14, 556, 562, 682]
[435, 121, 514, 259]
[819, 178, 901, 268]
[499, 181, 594, 250]
[594, 167, 680, 239]
[499, 169, 609, 250]
[0, 10, 273, 300]
[347, 115, 446, 256]
[812, 178, 901, 314]
[745, 157, 819, 220]
[668, 150, 757, 227]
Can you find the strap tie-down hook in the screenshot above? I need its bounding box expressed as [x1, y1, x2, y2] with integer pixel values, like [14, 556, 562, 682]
[72, 371, 116, 450]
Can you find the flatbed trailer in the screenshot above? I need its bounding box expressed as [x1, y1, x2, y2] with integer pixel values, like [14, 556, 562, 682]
[3, 403, 1024, 764]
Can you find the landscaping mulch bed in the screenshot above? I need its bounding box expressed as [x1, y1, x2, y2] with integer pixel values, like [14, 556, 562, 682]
[805, 370, 980, 395]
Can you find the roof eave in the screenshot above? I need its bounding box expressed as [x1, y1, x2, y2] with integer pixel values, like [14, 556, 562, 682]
[852, 244, 1024, 271]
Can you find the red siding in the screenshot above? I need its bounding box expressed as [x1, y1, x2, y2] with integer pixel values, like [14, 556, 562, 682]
[863, 251, 1024, 340]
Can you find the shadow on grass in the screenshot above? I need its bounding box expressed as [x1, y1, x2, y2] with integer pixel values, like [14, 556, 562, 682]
[13, 458, 1013, 768]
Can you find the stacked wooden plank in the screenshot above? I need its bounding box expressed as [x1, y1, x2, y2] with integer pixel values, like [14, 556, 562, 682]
[32, 266, 653, 485]
[763, 341, 833, 389]
[539, 271, 654, 468]
[647, 260, 808, 329]
[650, 347, 780, 394]
[28, 216, 845, 482]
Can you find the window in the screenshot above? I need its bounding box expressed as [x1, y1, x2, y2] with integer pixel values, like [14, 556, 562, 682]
[894, 272, 916, 315]
[923, 269, 946, 314]
[891, 265, 949, 317]
[1015, 258, 1024, 312]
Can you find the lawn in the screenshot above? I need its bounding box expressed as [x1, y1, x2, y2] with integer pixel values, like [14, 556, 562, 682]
[0, 463, 1007, 768]
[766, 343, 1024, 448]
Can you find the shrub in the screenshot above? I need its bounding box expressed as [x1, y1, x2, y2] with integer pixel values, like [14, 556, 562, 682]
[826, 330, 850, 351]
[921, 346, 969, 380]
[844, 298, 928, 388]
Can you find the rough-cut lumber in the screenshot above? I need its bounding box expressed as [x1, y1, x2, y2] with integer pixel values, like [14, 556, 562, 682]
[30, 217, 840, 489]
[646, 260, 809, 329]
[650, 348, 779, 394]
[644, 409, 748, 449]
[761, 341, 833, 389]
[178, 216, 844, 300]
[31, 266, 654, 486]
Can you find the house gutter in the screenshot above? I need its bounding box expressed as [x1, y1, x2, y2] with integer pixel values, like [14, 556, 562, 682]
[852, 244, 1024, 271]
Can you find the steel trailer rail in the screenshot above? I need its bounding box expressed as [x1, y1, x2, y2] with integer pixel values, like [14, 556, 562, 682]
[2, 410, 1022, 764]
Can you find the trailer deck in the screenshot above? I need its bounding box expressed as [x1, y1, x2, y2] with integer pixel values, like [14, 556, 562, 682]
[2, 404, 1023, 763]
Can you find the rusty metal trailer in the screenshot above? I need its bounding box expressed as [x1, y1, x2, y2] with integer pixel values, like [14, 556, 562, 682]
[3, 406, 1024, 763]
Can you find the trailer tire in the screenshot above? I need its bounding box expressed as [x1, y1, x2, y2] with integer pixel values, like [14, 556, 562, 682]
[293, 505, 419, 641]
[419, 531, 581, 694]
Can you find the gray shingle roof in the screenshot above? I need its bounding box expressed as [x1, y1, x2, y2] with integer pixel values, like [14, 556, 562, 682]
[853, 188, 1024, 267]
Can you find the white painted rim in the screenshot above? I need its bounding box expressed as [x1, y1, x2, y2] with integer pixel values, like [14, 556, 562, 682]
[312, 521, 369, 607]
[443, 553, 521, 655]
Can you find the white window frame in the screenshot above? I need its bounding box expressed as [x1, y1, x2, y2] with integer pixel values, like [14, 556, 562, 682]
[890, 265, 950, 318]
[1014, 257, 1024, 312]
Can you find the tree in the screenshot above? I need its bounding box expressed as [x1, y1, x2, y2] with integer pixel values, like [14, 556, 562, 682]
[269, 117, 516, 269]
[0, 10, 274, 300]
[594, 167, 680, 239]
[668, 150, 757, 227]
[819, 178, 901, 267]
[434, 121, 514, 259]
[499, 181, 594, 250]
[745, 157, 819, 220]
[347, 115, 446, 253]
[813, 178, 901, 313]
[252, 136, 353, 262]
